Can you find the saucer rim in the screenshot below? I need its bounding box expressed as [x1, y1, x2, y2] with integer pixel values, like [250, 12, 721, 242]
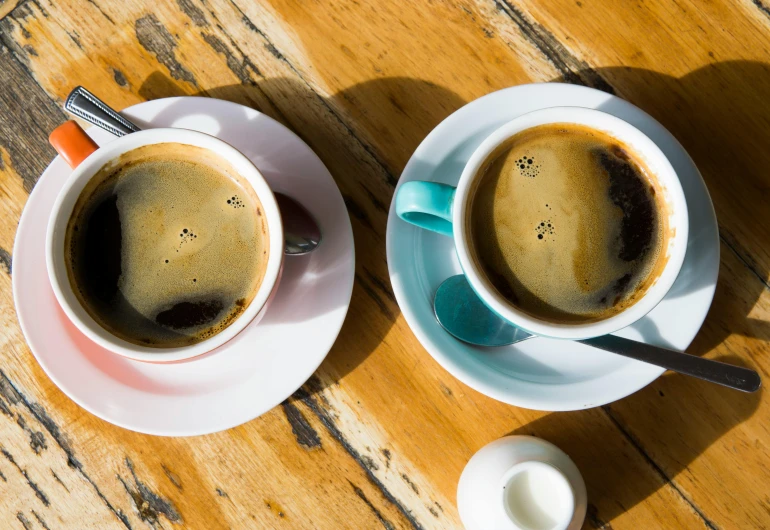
[386, 82, 719, 411]
[13, 96, 355, 436]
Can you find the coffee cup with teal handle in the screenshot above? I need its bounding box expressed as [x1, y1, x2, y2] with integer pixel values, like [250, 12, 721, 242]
[396, 107, 688, 340]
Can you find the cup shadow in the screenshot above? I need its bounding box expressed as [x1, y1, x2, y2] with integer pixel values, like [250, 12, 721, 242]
[506, 61, 770, 525]
[570, 62, 770, 356]
[507, 374, 761, 525]
[137, 72, 467, 386]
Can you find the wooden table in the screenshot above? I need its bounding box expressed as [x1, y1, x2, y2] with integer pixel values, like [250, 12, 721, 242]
[0, 0, 769, 528]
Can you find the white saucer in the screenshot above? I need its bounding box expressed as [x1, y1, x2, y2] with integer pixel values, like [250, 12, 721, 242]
[13, 97, 354, 435]
[386, 83, 719, 411]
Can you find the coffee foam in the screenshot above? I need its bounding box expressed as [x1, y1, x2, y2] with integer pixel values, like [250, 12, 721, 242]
[65, 143, 269, 347]
[468, 124, 668, 323]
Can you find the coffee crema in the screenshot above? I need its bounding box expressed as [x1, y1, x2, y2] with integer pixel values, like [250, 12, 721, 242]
[65, 143, 269, 347]
[468, 123, 668, 323]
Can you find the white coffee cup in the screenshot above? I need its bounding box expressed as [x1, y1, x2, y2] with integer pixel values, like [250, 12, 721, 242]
[397, 107, 688, 340]
[46, 124, 284, 362]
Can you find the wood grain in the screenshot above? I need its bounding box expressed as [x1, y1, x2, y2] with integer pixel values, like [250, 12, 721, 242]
[0, 0, 768, 528]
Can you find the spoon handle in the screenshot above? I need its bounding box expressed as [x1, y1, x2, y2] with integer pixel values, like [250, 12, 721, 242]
[61, 86, 322, 255]
[580, 335, 761, 393]
[64, 86, 141, 137]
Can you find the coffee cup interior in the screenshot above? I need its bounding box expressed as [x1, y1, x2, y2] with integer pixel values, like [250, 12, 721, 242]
[398, 107, 689, 340]
[46, 127, 284, 362]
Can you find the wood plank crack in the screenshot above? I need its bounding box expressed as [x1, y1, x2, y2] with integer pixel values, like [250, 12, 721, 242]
[85, 0, 114, 24]
[492, 0, 615, 93]
[0, 395, 12, 416]
[64, 29, 82, 50]
[15, 512, 33, 530]
[50, 469, 69, 492]
[0, 370, 133, 529]
[586, 503, 614, 529]
[174, 1, 306, 134]
[0, 33, 65, 192]
[112, 67, 129, 88]
[215, 487, 229, 499]
[31, 509, 51, 530]
[721, 231, 770, 290]
[294, 381, 423, 529]
[400, 473, 419, 495]
[343, 195, 375, 231]
[362, 186, 389, 215]
[363, 267, 397, 305]
[161, 464, 182, 490]
[176, 0, 206, 27]
[355, 273, 395, 321]
[280, 400, 322, 449]
[348, 479, 396, 530]
[602, 405, 718, 530]
[117, 457, 182, 527]
[0, 447, 50, 506]
[135, 14, 197, 86]
[752, 0, 770, 19]
[15, 413, 47, 454]
[0, 247, 10, 275]
[200, 32, 260, 84]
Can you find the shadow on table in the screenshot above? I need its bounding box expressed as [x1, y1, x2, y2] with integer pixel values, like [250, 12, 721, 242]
[571, 62, 770, 357]
[138, 72, 466, 387]
[525, 60, 770, 525]
[509, 368, 762, 525]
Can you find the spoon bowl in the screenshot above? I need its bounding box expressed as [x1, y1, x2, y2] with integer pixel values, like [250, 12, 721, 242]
[434, 275, 760, 393]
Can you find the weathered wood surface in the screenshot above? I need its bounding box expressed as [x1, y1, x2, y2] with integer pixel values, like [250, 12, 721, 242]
[0, 0, 768, 528]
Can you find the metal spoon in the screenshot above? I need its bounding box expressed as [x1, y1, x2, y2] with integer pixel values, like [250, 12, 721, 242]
[434, 275, 761, 393]
[63, 86, 321, 255]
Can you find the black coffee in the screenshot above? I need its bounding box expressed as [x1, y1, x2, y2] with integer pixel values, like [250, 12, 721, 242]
[468, 123, 668, 323]
[65, 143, 269, 347]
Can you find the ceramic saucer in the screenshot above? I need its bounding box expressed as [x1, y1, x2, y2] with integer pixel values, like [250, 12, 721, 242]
[13, 97, 354, 435]
[386, 83, 719, 411]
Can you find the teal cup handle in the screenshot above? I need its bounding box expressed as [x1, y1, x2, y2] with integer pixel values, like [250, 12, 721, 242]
[395, 181, 456, 237]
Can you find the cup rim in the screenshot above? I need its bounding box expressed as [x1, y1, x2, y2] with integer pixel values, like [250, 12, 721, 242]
[45, 128, 284, 362]
[453, 106, 689, 340]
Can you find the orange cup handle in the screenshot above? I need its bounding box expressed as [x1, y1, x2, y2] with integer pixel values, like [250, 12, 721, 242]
[49, 121, 99, 169]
